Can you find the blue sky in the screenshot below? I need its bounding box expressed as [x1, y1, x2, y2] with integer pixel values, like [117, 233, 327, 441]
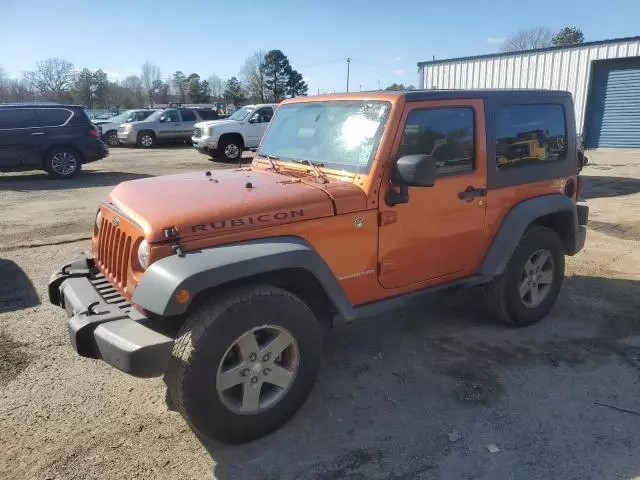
[1, 0, 639, 93]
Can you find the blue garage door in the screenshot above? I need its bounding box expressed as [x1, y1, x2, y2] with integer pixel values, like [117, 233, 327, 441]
[585, 57, 640, 148]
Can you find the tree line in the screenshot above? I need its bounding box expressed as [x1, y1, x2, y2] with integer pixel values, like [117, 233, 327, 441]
[0, 49, 308, 108]
[501, 26, 585, 52]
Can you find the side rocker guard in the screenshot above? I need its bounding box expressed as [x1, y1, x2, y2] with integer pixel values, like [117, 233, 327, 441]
[133, 237, 355, 319]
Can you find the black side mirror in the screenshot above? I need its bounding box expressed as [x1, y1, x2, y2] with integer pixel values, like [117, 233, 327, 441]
[386, 154, 437, 206]
[249, 116, 259, 124]
[159, 115, 166, 123]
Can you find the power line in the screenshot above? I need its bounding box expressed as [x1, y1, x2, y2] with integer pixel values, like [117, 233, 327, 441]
[298, 58, 345, 69]
[350, 58, 390, 70]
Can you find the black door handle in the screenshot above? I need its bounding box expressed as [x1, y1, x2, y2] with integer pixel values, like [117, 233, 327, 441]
[458, 186, 486, 200]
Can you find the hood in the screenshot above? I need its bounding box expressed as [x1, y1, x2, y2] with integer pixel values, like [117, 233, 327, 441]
[196, 119, 238, 129]
[108, 168, 359, 242]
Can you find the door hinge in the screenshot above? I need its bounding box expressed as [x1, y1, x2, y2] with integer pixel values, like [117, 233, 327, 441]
[378, 261, 396, 275]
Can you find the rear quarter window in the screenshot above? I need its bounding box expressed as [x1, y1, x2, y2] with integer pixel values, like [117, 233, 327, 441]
[180, 110, 197, 121]
[495, 104, 567, 168]
[36, 108, 73, 127]
[0, 108, 38, 129]
[197, 109, 219, 121]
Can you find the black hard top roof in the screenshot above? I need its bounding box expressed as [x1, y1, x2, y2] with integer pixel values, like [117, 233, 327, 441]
[0, 103, 85, 108]
[405, 89, 570, 102]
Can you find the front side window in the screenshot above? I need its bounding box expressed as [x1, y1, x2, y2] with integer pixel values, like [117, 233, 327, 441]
[0, 109, 37, 129]
[258, 101, 390, 173]
[496, 104, 567, 168]
[36, 108, 72, 127]
[399, 107, 475, 175]
[162, 110, 179, 122]
[251, 107, 273, 123]
[180, 109, 197, 121]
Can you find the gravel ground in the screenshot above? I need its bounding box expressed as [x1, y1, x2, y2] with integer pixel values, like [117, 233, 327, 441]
[1, 147, 639, 480]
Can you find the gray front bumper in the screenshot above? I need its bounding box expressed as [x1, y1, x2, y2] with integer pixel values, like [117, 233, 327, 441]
[49, 254, 174, 378]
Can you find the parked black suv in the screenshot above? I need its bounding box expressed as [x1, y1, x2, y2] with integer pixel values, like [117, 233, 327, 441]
[0, 104, 109, 178]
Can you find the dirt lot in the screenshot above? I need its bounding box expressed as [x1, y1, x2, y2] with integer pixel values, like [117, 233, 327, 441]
[1, 147, 639, 480]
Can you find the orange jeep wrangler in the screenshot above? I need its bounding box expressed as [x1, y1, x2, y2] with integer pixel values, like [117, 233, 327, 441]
[49, 90, 588, 443]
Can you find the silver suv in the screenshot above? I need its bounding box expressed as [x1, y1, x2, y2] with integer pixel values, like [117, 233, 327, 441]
[117, 108, 220, 148]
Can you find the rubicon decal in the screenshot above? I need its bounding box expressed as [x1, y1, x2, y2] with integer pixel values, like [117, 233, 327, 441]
[192, 209, 304, 232]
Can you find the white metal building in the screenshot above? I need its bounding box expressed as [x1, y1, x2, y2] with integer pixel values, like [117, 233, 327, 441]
[418, 36, 640, 148]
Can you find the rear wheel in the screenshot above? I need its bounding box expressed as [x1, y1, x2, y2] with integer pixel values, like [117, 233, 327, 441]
[165, 285, 322, 443]
[44, 148, 81, 178]
[484, 225, 565, 326]
[137, 131, 155, 148]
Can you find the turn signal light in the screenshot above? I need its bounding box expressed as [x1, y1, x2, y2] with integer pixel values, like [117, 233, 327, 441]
[175, 289, 191, 304]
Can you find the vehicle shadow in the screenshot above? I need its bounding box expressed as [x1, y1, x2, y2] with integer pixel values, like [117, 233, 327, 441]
[0, 171, 152, 191]
[198, 275, 640, 479]
[581, 175, 640, 199]
[0, 259, 40, 314]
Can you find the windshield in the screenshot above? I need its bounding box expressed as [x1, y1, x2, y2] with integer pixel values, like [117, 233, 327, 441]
[127, 110, 155, 122]
[257, 101, 390, 173]
[108, 111, 133, 124]
[144, 110, 163, 122]
[229, 106, 255, 121]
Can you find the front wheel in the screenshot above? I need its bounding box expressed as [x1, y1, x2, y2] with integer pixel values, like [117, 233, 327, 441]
[104, 131, 119, 147]
[219, 137, 242, 161]
[136, 131, 155, 148]
[484, 225, 565, 326]
[165, 285, 322, 443]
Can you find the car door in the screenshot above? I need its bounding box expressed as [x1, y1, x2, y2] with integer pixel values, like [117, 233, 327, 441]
[178, 109, 198, 139]
[377, 99, 488, 289]
[157, 109, 181, 140]
[244, 107, 274, 147]
[0, 108, 42, 168]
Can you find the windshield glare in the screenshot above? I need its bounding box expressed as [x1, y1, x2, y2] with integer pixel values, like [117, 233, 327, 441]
[257, 101, 390, 173]
[229, 106, 255, 121]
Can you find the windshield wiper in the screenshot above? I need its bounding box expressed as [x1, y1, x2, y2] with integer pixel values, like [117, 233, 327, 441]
[291, 159, 329, 184]
[255, 152, 280, 172]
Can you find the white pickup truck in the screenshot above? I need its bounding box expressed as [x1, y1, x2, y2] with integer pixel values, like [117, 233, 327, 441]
[191, 104, 277, 161]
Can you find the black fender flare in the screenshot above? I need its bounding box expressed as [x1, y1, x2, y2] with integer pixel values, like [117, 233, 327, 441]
[477, 194, 578, 276]
[132, 236, 352, 318]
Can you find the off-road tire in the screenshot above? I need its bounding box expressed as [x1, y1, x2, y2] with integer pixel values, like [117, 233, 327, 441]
[44, 147, 82, 178]
[484, 225, 565, 327]
[219, 137, 243, 162]
[165, 285, 322, 443]
[136, 131, 155, 148]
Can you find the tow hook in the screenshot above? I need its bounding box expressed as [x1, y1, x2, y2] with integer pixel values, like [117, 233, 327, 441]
[172, 242, 185, 257]
[85, 301, 106, 316]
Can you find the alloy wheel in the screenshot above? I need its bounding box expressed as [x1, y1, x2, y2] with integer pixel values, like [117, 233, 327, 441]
[140, 134, 153, 147]
[224, 143, 240, 159]
[519, 249, 554, 308]
[106, 133, 119, 147]
[50, 151, 77, 177]
[216, 325, 300, 415]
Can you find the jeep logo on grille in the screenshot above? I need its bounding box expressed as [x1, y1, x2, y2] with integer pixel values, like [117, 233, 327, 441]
[112, 217, 120, 227]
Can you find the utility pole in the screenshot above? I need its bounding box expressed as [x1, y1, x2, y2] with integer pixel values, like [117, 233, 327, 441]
[377, 79, 381, 90]
[317, 88, 320, 95]
[346, 57, 351, 93]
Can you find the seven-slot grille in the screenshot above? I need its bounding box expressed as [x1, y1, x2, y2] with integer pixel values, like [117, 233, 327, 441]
[193, 127, 202, 138]
[96, 216, 134, 290]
